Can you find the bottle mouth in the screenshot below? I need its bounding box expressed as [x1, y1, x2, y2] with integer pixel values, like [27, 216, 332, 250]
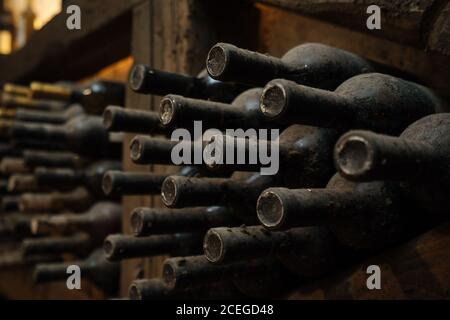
[203, 229, 224, 263]
[206, 45, 228, 78]
[335, 134, 375, 180]
[130, 209, 146, 236]
[128, 283, 143, 300]
[102, 107, 115, 130]
[162, 262, 177, 290]
[159, 97, 176, 126]
[260, 83, 287, 119]
[129, 137, 144, 162]
[129, 64, 147, 92]
[101, 172, 114, 195]
[161, 177, 178, 208]
[256, 190, 285, 229]
[103, 236, 116, 260]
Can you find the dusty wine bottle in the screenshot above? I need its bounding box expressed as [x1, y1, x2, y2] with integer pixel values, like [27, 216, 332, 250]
[30, 80, 125, 114]
[3, 83, 32, 97]
[159, 88, 275, 130]
[162, 255, 294, 298]
[334, 113, 450, 183]
[0, 213, 37, 239]
[19, 187, 94, 213]
[33, 249, 119, 294]
[22, 233, 95, 257]
[103, 233, 203, 261]
[102, 166, 198, 197]
[103, 106, 164, 134]
[31, 202, 121, 237]
[7, 174, 47, 193]
[102, 171, 167, 196]
[129, 64, 248, 102]
[0, 104, 84, 124]
[204, 124, 337, 187]
[160, 173, 275, 222]
[206, 42, 377, 89]
[35, 160, 121, 196]
[22, 150, 86, 169]
[0, 92, 66, 111]
[0, 157, 30, 174]
[256, 173, 417, 249]
[9, 115, 122, 157]
[130, 206, 238, 236]
[259, 74, 444, 134]
[204, 226, 337, 277]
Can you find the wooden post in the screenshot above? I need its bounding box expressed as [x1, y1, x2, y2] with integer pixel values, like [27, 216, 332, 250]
[121, 0, 217, 297]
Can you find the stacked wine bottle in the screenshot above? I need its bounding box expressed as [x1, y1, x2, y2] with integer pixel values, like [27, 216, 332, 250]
[0, 80, 125, 296]
[101, 42, 449, 300]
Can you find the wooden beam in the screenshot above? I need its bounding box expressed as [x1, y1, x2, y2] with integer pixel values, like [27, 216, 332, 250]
[0, 0, 146, 85]
[254, 0, 450, 56]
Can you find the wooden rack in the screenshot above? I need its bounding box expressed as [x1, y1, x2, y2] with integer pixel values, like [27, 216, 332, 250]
[0, 0, 449, 299]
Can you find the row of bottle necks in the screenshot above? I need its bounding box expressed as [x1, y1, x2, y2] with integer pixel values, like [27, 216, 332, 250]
[0, 40, 449, 299]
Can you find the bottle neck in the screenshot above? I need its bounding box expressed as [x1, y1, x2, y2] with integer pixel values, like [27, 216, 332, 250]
[11, 122, 67, 143]
[260, 79, 352, 128]
[102, 171, 167, 196]
[129, 65, 201, 97]
[35, 168, 84, 186]
[335, 130, 440, 182]
[131, 206, 236, 236]
[104, 233, 201, 261]
[206, 43, 291, 86]
[103, 106, 164, 134]
[22, 234, 92, 256]
[159, 95, 252, 130]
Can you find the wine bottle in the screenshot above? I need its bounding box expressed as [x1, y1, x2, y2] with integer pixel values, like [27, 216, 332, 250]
[22, 233, 95, 257]
[160, 173, 275, 224]
[102, 166, 198, 197]
[259, 74, 444, 134]
[22, 150, 86, 169]
[334, 113, 450, 184]
[3, 83, 31, 97]
[7, 174, 49, 193]
[162, 255, 294, 298]
[9, 115, 122, 157]
[256, 174, 418, 250]
[334, 113, 450, 219]
[130, 206, 238, 236]
[19, 187, 95, 213]
[103, 106, 164, 134]
[129, 64, 248, 102]
[30, 202, 121, 237]
[204, 124, 337, 187]
[1, 92, 66, 111]
[0, 157, 30, 174]
[103, 233, 203, 261]
[206, 42, 377, 89]
[159, 88, 277, 130]
[203, 226, 337, 277]
[30, 80, 125, 114]
[34, 160, 121, 196]
[0, 104, 84, 124]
